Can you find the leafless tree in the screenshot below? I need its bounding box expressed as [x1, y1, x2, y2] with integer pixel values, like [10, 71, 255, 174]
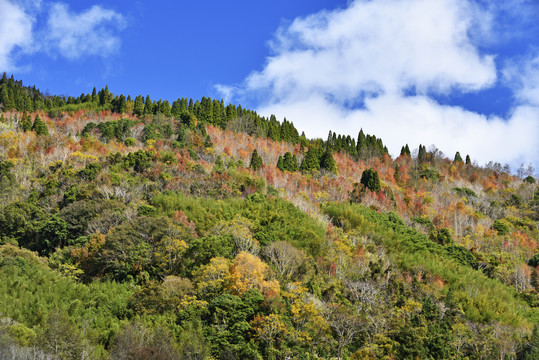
[264, 241, 306, 280]
[324, 304, 364, 360]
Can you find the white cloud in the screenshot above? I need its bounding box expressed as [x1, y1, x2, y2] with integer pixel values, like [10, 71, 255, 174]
[0, 0, 34, 71]
[0, 1, 125, 71]
[504, 55, 539, 107]
[244, 0, 496, 102]
[46, 3, 126, 59]
[258, 94, 539, 168]
[219, 0, 539, 172]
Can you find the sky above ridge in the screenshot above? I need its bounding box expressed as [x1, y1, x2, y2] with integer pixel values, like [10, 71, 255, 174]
[1, 0, 538, 174]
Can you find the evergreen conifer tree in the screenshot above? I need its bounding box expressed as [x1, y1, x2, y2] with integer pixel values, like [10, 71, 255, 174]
[454, 152, 463, 163]
[400, 144, 411, 157]
[292, 154, 299, 171]
[394, 164, 401, 184]
[204, 135, 213, 148]
[357, 129, 366, 157]
[360, 168, 381, 193]
[144, 95, 153, 115]
[117, 95, 127, 114]
[320, 149, 337, 173]
[133, 95, 144, 117]
[400, 146, 407, 157]
[226, 103, 236, 124]
[21, 113, 32, 132]
[465, 154, 471, 165]
[249, 149, 263, 171]
[99, 85, 111, 106]
[283, 152, 295, 171]
[418, 145, 427, 163]
[32, 114, 48, 136]
[276, 155, 284, 171]
[300, 148, 320, 172]
[160, 100, 171, 116]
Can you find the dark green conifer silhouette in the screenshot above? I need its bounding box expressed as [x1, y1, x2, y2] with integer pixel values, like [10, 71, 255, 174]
[418, 144, 427, 163]
[320, 149, 336, 173]
[360, 168, 381, 193]
[276, 155, 284, 171]
[21, 113, 32, 132]
[283, 152, 298, 171]
[249, 149, 263, 170]
[133, 95, 144, 116]
[32, 114, 48, 135]
[300, 148, 320, 172]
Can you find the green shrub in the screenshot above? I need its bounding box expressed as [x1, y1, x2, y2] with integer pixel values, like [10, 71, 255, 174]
[492, 219, 512, 235]
[124, 137, 135, 146]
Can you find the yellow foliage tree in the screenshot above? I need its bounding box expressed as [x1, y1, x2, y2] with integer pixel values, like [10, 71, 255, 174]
[194, 256, 232, 298]
[153, 236, 187, 274]
[229, 251, 279, 296]
[251, 313, 288, 355]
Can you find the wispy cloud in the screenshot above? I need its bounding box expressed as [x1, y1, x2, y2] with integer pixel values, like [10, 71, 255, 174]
[45, 3, 126, 59]
[504, 55, 539, 107]
[218, 0, 539, 171]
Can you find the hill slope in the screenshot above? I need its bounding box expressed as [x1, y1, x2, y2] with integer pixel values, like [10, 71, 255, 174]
[0, 75, 537, 359]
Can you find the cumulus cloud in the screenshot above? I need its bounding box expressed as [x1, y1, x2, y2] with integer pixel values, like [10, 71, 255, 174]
[0, 0, 34, 71]
[219, 0, 538, 171]
[45, 3, 126, 59]
[244, 0, 496, 102]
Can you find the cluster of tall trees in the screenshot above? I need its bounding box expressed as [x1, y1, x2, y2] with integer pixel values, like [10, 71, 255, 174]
[0, 73, 397, 167]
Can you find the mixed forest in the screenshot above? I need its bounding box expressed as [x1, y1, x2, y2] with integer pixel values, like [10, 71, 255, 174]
[0, 73, 538, 359]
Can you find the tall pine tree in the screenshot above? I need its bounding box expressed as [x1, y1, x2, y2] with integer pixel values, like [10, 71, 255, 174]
[32, 115, 48, 136]
[249, 149, 263, 171]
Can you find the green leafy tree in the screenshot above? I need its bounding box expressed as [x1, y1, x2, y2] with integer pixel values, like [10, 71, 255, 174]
[38, 311, 82, 359]
[213, 155, 225, 174]
[0, 160, 14, 183]
[78, 162, 102, 181]
[205, 292, 263, 358]
[436, 228, 453, 246]
[37, 216, 68, 255]
[520, 325, 539, 360]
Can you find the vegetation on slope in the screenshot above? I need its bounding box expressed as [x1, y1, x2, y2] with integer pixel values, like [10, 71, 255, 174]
[0, 74, 537, 359]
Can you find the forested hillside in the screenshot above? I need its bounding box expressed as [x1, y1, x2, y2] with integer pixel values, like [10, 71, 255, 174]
[0, 74, 537, 359]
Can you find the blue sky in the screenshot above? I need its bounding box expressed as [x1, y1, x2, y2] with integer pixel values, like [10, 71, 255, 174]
[1, 0, 538, 174]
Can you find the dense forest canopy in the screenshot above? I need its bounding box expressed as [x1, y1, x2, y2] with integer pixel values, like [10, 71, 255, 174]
[0, 74, 537, 359]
